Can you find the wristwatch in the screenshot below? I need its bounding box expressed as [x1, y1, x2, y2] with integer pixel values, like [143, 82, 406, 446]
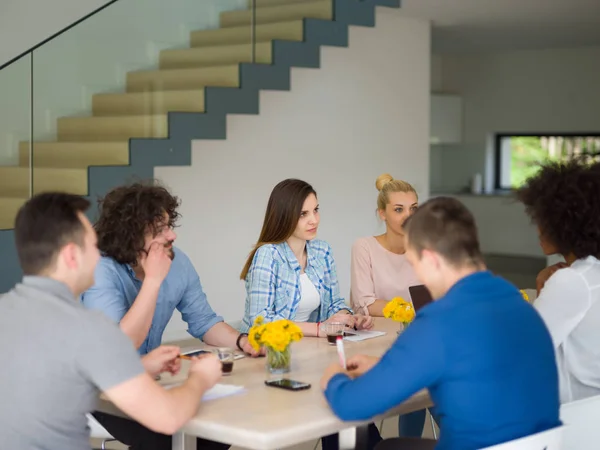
[236, 332, 249, 352]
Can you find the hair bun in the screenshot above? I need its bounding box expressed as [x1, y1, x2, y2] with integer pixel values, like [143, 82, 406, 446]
[375, 173, 394, 191]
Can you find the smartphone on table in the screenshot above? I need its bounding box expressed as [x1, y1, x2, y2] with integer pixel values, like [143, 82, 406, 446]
[179, 349, 246, 360]
[179, 349, 211, 360]
[265, 379, 311, 391]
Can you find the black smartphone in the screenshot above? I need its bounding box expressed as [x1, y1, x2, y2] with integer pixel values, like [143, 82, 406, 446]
[265, 379, 311, 391]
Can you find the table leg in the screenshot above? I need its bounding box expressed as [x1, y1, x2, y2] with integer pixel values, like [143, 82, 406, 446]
[338, 425, 370, 450]
[172, 431, 197, 450]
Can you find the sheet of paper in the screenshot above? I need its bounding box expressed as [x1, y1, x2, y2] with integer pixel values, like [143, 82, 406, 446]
[164, 383, 246, 401]
[344, 330, 386, 342]
[202, 383, 246, 401]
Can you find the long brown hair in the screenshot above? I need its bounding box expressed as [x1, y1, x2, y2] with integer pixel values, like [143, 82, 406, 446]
[240, 179, 317, 280]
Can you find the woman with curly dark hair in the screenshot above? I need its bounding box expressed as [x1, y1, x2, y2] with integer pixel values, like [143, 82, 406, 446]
[517, 158, 600, 403]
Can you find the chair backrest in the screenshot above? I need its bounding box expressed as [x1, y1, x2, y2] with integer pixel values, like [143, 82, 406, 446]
[479, 426, 563, 450]
[560, 394, 600, 449]
[86, 413, 114, 439]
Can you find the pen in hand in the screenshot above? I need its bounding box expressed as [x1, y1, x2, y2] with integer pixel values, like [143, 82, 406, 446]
[336, 336, 346, 370]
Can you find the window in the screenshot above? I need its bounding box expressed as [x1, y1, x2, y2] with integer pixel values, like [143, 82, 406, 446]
[495, 134, 600, 189]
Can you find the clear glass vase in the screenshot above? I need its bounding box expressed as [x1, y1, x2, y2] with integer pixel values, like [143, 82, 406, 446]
[397, 322, 408, 335]
[266, 346, 291, 374]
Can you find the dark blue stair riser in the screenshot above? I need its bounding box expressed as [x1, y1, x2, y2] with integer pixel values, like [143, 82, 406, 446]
[0, 0, 401, 292]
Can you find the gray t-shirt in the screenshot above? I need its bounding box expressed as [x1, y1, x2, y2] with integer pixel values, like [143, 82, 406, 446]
[0, 276, 145, 450]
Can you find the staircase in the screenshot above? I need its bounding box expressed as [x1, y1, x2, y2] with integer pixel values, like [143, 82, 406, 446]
[0, 0, 400, 290]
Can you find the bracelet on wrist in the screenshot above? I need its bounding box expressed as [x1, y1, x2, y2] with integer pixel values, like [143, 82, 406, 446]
[236, 332, 248, 352]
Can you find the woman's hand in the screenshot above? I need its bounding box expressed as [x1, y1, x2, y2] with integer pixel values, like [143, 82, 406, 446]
[325, 311, 355, 328]
[353, 314, 374, 330]
[536, 262, 568, 293]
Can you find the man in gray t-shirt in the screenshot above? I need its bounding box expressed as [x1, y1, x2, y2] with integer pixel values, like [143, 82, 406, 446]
[0, 277, 145, 449]
[0, 193, 222, 450]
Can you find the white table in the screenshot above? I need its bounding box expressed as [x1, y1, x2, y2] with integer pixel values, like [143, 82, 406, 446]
[97, 318, 432, 450]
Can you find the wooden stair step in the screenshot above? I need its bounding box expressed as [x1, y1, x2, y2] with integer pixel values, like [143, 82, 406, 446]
[0, 197, 28, 230]
[0, 167, 88, 198]
[126, 65, 239, 92]
[93, 90, 205, 115]
[220, 0, 332, 28]
[19, 142, 129, 168]
[160, 42, 273, 70]
[57, 115, 168, 141]
[190, 20, 303, 48]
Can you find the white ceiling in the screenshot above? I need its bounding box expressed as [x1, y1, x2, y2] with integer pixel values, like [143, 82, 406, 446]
[400, 0, 600, 53]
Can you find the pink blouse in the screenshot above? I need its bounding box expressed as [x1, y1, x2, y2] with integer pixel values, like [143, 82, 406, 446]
[350, 236, 421, 315]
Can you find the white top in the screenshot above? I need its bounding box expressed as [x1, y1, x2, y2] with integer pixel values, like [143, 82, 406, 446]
[534, 256, 600, 403]
[295, 274, 321, 322]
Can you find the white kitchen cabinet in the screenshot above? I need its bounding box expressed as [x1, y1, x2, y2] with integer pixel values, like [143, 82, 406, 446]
[430, 94, 463, 145]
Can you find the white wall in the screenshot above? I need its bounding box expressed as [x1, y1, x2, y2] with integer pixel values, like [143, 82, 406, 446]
[156, 9, 431, 340]
[430, 54, 443, 92]
[433, 46, 600, 192]
[0, 0, 247, 165]
[447, 194, 543, 257]
[430, 46, 600, 257]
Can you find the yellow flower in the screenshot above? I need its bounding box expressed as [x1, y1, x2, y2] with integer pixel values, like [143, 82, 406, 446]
[248, 318, 304, 352]
[520, 290, 530, 302]
[383, 297, 415, 325]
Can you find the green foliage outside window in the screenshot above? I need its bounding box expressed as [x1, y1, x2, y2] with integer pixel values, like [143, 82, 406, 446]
[509, 136, 600, 188]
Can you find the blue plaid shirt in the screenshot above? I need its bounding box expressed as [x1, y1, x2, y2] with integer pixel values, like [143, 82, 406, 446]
[241, 239, 352, 331]
[81, 247, 223, 354]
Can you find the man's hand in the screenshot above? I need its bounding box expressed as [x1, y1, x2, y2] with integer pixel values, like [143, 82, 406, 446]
[346, 354, 379, 378]
[320, 363, 347, 390]
[142, 345, 181, 377]
[536, 262, 568, 293]
[353, 314, 374, 330]
[141, 242, 172, 283]
[239, 335, 263, 357]
[188, 354, 222, 388]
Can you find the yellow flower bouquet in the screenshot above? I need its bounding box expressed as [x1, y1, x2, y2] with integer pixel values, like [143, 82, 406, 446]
[383, 297, 416, 334]
[248, 317, 303, 374]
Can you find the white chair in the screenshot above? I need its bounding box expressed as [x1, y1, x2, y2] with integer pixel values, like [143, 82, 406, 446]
[560, 394, 600, 449]
[87, 414, 118, 450]
[480, 426, 563, 450]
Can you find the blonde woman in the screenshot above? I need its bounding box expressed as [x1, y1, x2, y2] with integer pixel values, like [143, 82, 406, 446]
[351, 174, 430, 439]
[351, 174, 421, 316]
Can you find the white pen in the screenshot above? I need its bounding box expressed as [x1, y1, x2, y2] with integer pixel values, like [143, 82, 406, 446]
[336, 335, 346, 369]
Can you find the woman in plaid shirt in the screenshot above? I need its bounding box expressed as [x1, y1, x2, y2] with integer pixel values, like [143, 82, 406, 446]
[239, 178, 373, 335]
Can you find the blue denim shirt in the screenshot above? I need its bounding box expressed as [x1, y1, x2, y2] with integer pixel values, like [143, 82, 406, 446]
[241, 239, 352, 332]
[81, 247, 223, 354]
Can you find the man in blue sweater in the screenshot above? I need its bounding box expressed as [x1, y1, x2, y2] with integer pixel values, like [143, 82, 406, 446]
[321, 197, 560, 450]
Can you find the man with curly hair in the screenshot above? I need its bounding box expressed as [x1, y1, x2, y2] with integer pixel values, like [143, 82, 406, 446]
[517, 158, 600, 403]
[81, 182, 256, 450]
